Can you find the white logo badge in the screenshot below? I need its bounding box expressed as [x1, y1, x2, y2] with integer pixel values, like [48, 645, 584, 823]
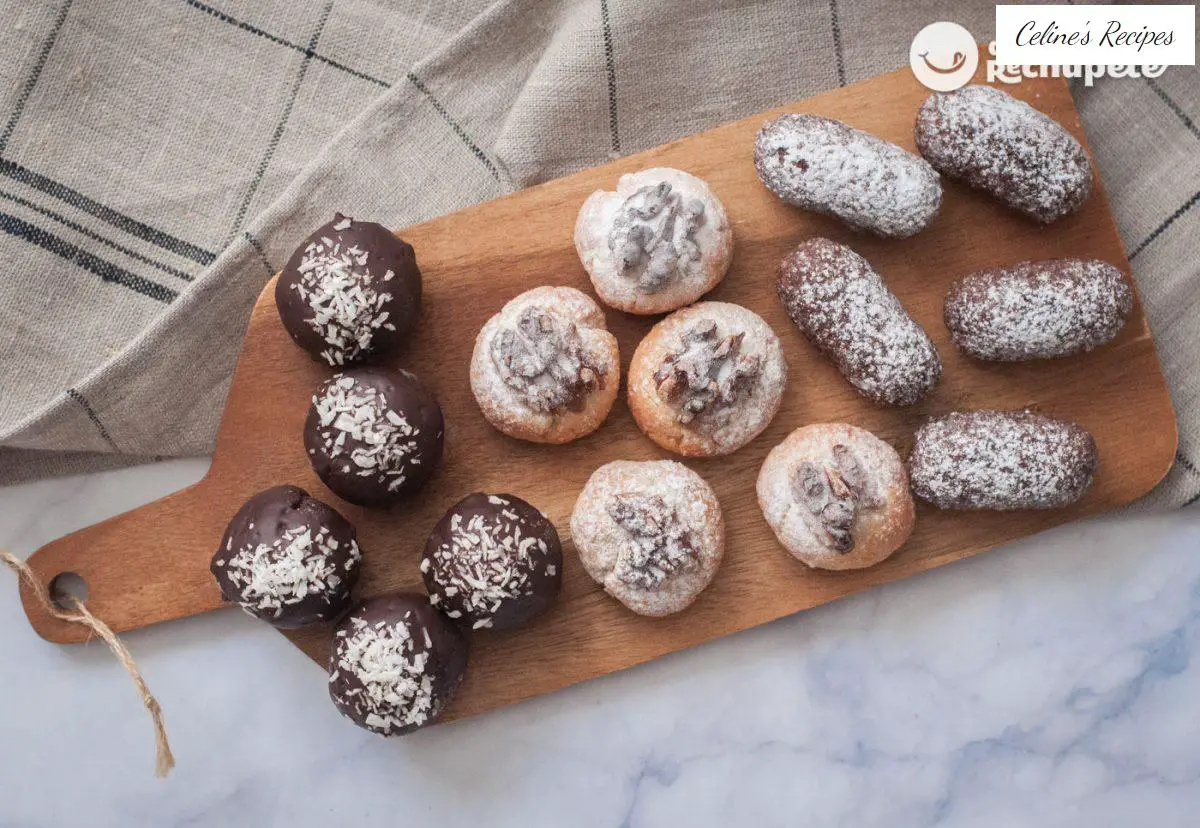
[910, 22, 979, 91]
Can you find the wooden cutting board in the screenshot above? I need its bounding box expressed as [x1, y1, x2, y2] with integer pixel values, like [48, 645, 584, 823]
[19, 58, 1177, 725]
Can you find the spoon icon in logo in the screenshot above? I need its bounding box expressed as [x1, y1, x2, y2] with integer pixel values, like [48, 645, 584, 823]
[910, 23, 978, 91]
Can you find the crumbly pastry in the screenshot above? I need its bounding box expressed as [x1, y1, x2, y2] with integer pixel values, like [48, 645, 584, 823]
[328, 593, 467, 736]
[421, 492, 563, 631]
[627, 301, 787, 457]
[754, 113, 942, 238]
[944, 259, 1133, 361]
[777, 238, 941, 406]
[570, 460, 724, 617]
[275, 214, 422, 366]
[915, 85, 1093, 223]
[470, 286, 620, 444]
[756, 424, 914, 571]
[574, 167, 734, 314]
[210, 485, 362, 627]
[908, 410, 1099, 510]
[304, 367, 444, 506]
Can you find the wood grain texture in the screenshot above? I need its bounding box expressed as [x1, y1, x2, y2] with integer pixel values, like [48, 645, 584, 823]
[20, 59, 1177, 726]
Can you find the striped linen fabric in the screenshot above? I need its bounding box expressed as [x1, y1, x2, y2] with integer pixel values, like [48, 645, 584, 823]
[0, 0, 1196, 508]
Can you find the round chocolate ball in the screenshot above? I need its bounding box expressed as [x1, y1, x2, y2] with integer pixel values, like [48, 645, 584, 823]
[275, 213, 422, 366]
[304, 368, 445, 507]
[328, 593, 468, 736]
[421, 493, 563, 631]
[210, 485, 361, 628]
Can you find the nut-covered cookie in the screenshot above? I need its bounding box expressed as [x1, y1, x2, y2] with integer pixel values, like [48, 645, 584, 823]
[777, 238, 941, 406]
[275, 214, 421, 366]
[754, 113, 942, 238]
[908, 410, 1099, 510]
[304, 368, 444, 506]
[470, 286, 620, 444]
[756, 424, 914, 571]
[421, 492, 563, 631]
[211, 485, 362, 627]
[328, 593, 467, 736]
[570, 460, 724, 617]
[944, 259, 1133, 361]
[915, 85, 1092, 223]
[574, 167, 733, 315]
[627, 301, 787, 457]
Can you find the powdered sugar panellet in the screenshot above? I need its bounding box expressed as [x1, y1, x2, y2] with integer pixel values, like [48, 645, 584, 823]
[304, 367, 444, 507]
[574, 167, 734, 314]
[328, 593, 468, 736]
[210, 485, 362, 628]
[907, 410, 1099, 510]
[944, 259, 1133, 361]
[757, 423, 914, 571]
[777, 238, 941, 406]
[915, 85, 1093, 223]
[627, 301, 787, 457]
[275, 214, 422, 366]
[754, 113, 942, 238]
[421, 492, 563, 632]
[570, 460, 724, 617]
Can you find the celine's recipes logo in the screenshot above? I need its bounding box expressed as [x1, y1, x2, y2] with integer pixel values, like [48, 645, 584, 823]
[910, 5, 1194, 91]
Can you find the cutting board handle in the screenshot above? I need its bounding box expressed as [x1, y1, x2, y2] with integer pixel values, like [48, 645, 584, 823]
[19, 478, 226, 644]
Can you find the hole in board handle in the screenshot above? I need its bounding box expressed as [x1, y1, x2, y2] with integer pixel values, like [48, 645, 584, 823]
[49, 571, 89, 611]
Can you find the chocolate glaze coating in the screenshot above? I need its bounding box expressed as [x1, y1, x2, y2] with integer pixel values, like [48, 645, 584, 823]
[304, 368, 444, 507]
[421, 492, 563, 631]
[276, 214, 421, 366]
[328, 593, 468, 736]
[908, 410, 1098, 510]
[211, 485, 361, 628]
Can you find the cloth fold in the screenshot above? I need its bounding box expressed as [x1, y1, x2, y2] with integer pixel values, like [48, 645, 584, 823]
[0, 0, 1197, 508]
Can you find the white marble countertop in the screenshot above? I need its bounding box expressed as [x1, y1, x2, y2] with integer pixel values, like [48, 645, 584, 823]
[2, 459, 1198, 827]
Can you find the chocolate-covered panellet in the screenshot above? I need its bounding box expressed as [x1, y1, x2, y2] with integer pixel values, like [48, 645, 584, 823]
[276, 214, 422, 366]
[210, 485, 361, 628]
[421, 492, 563, 631]
[329, 593, 468, 736]
[304, 368, 444, 507]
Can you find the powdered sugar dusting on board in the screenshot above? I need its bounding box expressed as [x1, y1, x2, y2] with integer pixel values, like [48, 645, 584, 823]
[907, 410, 1098, 510]
[915, 85, 1092, 223]
[776, 238, 941, 406]
[944, 259, 1133, 361]
[754, 113, 942, 238]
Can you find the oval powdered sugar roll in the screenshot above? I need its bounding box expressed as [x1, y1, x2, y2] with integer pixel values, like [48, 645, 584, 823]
[755, 113, 942, 238]
[915, 85, 1092, 223]
[777, 237, 941, 406]
[908, 410, 1098, 511]
[945, 259, 1133, 361]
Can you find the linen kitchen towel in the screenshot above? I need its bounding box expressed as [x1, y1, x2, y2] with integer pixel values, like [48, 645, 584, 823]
[0, 0, 1197, 508]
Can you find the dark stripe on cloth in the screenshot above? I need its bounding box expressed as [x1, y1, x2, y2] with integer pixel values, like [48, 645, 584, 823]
[181, 0, 389, 88]
[244, 231, 275, 275]
[829, 0, 846, 87]
[0, 159, 216, 264]
[1145, 77, 1200, 141]
[1183, 489, 1200, 509]
[599, 0, 621, 154]
[406, 73, 501, 181]
[0, 188, 194, 281]
[227, 1, 335, 245]
[0, 0, 74, 153]
[1129, 188, 1200, 260]
[1177, 452, 1200, 479]
[66, 388, 119, 451]
[0, 211, 177, 303]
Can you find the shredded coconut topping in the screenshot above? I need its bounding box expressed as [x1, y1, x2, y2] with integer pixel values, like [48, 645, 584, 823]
[224, 526, 360, 616]
[915, 85, 1092, 223]
[653, 318, 762, 426]
[777, 238, 941, 406]
[607, 493, 698, 589]
[608, 181, 706, 292]
[330, 611, 438, 733]
[291, 218, 397, 366]
[312, 375, 421, 492]
[490, 306, 603, 413]
[754, 113, 942, 238]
